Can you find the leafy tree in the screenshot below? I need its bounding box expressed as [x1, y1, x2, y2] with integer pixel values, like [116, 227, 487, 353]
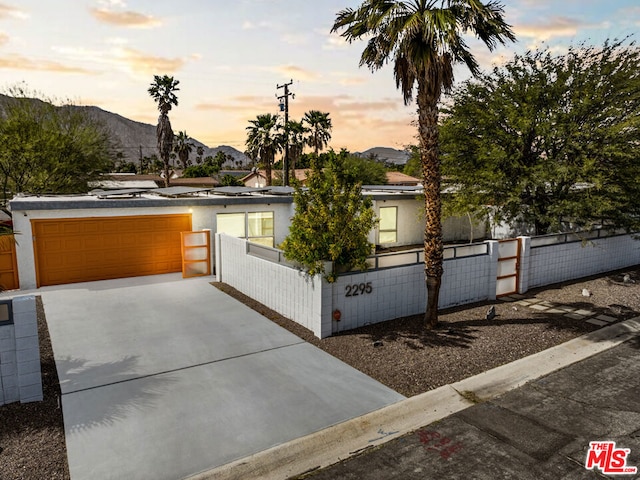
[181, 153, 225, 178]
[173, 130, 194, 169]
[324, 149, 388, 185]
[441, 38, 640, 235]
[0, 87, 114, 198]
[282, 156, 375, 282]
[148, 75, 179, 187]
[332, 0, 515, 328]
[303, 110, 332, 156]
[220, 174, 244, 186]
[245, 113, 282, 186]
[403, 145, 422, 179]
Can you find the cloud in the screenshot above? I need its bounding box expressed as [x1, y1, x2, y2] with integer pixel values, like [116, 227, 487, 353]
[0, 54, 95, 74]
[513, 16, 601, 42]
[114, 47, 185, 75]
[273, 64, 318, 82]
[89, 7, 162, 28]
[52, 44, 188, 77]
[0, 31, 8, 46]
[242, 20, 273, 30]
[0, 3, 28, 20]
[322, 31, 349, 50]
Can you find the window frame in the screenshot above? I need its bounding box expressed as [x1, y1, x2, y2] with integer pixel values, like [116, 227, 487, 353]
[378, 206, 398, 244]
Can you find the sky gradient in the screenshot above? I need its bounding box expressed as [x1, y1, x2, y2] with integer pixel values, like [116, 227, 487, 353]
[0, 1, 638, 154]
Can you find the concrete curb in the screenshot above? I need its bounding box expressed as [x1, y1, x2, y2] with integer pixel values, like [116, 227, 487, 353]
[187, 318, 640, 480]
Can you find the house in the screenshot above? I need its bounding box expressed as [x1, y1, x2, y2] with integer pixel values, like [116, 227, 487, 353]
[9, 185, 485, 290]
[241, 169, 420, 187]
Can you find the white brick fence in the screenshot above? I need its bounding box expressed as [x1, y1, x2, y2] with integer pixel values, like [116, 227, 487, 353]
[0, 295, 43, 405]
[216, 231, 640, 338]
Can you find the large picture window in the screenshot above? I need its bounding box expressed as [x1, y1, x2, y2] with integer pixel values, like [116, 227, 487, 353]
[217, 211, 274, 247]
[378, 206, 398, 244]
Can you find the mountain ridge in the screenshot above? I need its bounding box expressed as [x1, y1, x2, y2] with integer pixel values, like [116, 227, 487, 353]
[0, 94, 410, 167]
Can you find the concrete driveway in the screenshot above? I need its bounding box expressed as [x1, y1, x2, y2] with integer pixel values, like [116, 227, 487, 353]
[40, 274, 404, 480]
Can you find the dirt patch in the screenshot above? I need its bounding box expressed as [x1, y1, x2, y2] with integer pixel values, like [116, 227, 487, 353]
[214, 266, 640, 397]
[0, 297, 69, 480]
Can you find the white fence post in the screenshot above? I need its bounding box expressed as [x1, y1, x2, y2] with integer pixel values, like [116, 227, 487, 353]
[485, 240, 499, 301]
[215, 233, 223, 283]
[518, 236, 531, 294]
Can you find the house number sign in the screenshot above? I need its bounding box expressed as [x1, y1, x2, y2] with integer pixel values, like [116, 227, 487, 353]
[345, 282, 373, 297]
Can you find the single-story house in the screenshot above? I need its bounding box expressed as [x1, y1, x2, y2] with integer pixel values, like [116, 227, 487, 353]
[8, 185, 485, 290]
[241, 170, 420, 188]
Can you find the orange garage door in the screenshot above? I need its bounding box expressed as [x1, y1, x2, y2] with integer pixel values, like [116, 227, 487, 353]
[32, 214, 192, 287]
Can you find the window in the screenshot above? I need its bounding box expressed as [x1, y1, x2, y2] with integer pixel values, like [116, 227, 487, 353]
[248, 212, 274, 247]
[379, 206, 397, 244]
[217, 211, 275, 247]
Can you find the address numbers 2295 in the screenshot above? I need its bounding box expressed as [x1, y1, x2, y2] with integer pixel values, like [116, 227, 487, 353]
[345, 282, 373, 297]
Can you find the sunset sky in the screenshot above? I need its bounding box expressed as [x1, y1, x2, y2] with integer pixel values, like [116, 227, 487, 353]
[0, 1, 638, 153]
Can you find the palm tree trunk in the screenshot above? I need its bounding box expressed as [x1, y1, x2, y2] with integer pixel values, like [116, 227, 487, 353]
[417, 80, 444, 330]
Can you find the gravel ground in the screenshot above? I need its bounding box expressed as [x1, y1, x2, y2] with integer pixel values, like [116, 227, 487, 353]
[1, 267, 639, 479]
[0, 297, 69, 480]
[215, 266, 640, 397]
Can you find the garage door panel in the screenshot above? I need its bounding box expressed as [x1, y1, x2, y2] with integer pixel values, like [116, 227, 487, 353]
[33, 214, 192, 286]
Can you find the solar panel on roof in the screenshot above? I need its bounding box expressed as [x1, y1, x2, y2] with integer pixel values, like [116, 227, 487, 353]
[90, 188, 150, 198]
[150, 187, 212, 197]
[265, 186, 295, 195]
[212, 186, 269, 196]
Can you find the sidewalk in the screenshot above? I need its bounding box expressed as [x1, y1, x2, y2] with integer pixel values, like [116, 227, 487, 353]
[197, 318, 640, 480]
[304, 330, 640, 479]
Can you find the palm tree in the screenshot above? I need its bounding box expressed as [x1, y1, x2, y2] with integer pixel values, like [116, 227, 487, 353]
[303, 110, 332, 157]
[245, 113, 282, 186]
[286, 120, 308, 179]
[173, 131, 194, 170]
[148, 75, 179, 187]
[332, 0, 515, 329]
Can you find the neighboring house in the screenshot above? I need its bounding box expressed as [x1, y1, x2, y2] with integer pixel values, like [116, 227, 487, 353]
[241, 169, 310, 187]
[241, 169, 420, 187]
[9, 185, 485, 290]
[384, 171, 420, 186]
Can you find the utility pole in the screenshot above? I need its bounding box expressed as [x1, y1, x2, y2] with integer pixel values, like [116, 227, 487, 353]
[277, 80, 294, 186]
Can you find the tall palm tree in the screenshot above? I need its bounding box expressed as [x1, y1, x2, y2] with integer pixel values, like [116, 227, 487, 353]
[332, 0, 515, 329]
[245, 113, 282, 186]
[286, 120, 308, 179]
[173, 130, 194, 170]
[303, 110, 332, 157]
[148, 75, 179, 187]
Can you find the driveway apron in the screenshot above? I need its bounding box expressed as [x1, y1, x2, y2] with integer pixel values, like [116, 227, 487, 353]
[41, 274, 405, 480]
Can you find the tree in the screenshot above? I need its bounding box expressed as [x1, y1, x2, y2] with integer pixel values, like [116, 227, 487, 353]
[245, 113, 282, 186]
[282, 156, 376, 282]
[324, 149, 388, 185]
[148, 75, 179, 187]
[332, 0, 515, 329]
[181, 153, 225, 178]
[303, 110, 332, 156]
[403, 145, 422, 179]
[0, 86, 114, 198]
[287, 120, 308, 176]
[173, 131, 194, 170]
[441, 38, 640, 235]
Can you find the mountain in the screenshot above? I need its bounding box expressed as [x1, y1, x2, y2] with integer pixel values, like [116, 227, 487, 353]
[78, 105, 252, 168]
[0, 95, 252, 168]
[355, 147, 411, 166]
